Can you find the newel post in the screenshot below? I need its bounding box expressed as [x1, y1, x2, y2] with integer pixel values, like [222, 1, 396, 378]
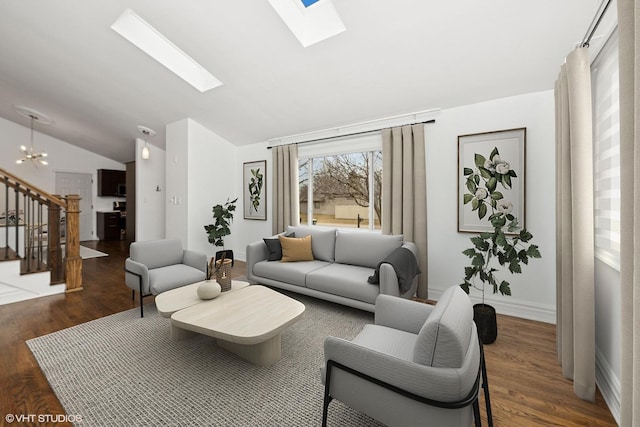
[48, 198, 64, 284]
[64, 194, 83, 292]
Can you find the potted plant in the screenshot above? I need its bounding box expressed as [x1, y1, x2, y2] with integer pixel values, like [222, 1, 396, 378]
[460, 216, 540, 343]
[204, 197, 237, 265]
[459, 147, 541, 343]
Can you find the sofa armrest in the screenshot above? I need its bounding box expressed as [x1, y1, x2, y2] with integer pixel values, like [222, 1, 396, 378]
[378, 241, 419, 298]
[125, 258, 149, 295]
[378, 263, 400, 296]
[323, 336, 476, 402]
[246, 239, 269, 282]
[374, 294, 434, 334]
[182, 249, 207, 273]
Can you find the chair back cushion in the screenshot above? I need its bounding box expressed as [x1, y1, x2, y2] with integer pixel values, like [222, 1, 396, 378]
[413, 286, 473, 368]
[130, 239, 184, 270]
[334, 230, 403, 268]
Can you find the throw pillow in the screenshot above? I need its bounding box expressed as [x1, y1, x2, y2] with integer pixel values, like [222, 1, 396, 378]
[279, 235, 314, 262]
[263, 232, 294, 261]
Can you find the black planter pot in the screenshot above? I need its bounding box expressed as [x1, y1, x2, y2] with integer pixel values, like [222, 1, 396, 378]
[473, 303, 497, 344]
[215, 249, 234, 267]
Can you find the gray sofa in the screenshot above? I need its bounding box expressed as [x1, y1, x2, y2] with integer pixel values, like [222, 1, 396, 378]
[246, 225, 419, 312]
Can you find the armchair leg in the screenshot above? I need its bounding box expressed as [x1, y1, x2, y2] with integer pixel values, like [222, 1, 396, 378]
[139, 283, 144, 318]
[480, 341, 493, 427]
[473, 399, 482, 427]
[322, 363, 333, 427]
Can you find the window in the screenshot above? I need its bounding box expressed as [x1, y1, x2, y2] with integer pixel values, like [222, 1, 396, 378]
[298, 134, 382, 230]
[592, 30, 620, 270]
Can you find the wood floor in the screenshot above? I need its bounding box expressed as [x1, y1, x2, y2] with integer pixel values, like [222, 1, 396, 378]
[0, 240, 617, 426]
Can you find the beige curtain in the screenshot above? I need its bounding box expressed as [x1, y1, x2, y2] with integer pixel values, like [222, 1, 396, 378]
[381, 124, 427, 299]
[618, 0, 640, 424]
[272, 144, 300, 234]
[554, 47, 596, 402]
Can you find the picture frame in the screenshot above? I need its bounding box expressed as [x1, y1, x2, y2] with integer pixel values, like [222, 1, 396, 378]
[457, 128, 526, 233]
[243, 160, 267, 220]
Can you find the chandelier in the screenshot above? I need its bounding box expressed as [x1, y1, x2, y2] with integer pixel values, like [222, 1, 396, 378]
[14, 105, 53, 167]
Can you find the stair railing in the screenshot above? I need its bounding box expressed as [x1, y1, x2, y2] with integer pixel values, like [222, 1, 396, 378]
[0, 168, 82, 291]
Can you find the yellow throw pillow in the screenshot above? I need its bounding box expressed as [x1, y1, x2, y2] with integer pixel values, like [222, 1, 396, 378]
[279, 235, 314, 262]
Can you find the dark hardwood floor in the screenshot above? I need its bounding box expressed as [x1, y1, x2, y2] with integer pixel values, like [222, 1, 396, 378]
[0, 240, 616, 426]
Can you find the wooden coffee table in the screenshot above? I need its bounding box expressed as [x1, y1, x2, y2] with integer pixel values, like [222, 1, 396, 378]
[161, 285, 305, 367]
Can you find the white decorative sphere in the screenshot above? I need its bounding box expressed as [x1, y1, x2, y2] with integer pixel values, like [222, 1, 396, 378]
[197, 280, 221, 300]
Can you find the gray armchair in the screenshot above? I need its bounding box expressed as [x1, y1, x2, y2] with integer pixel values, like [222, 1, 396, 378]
[125, 239, 206, 317]
[322, 286, 492, 426]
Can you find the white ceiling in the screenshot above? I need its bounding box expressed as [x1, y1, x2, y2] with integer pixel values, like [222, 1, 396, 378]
[0, 0, 601, 163]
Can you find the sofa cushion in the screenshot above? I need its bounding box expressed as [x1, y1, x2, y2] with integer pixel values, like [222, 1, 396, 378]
[148, 264, 206, 294]
[334, 231, 403, 269]
[263, 232, 295, 261]
[130, 239, 184, 270]
[412, 286, 473, 368]
[287, 225, 336, 262]
[253, 260, 330, 287]
[306, 263, 380, 305]
[280, 235, 314, 262]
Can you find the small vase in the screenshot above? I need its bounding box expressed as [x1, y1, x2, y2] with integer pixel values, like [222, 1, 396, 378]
[197, 280, 221, 300]
[473, 303, 497, 344]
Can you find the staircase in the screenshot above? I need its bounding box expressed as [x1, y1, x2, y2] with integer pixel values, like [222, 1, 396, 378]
[0, 247, 64, 305]
[0, 168, 82, 305]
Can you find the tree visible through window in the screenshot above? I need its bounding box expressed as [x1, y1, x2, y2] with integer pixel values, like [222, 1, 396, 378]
[299, 151, 381, 229]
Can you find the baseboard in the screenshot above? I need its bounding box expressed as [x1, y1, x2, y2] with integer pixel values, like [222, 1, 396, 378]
[596, 347, 621, 425]
[427, 287, 556, 324]
[235, 251, 246, 262]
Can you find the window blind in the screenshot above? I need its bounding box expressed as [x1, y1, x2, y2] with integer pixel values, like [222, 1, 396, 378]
[591, 30, 620, 270]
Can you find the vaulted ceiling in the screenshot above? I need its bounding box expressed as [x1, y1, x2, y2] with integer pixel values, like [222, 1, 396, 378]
[0, 1, 600, 163]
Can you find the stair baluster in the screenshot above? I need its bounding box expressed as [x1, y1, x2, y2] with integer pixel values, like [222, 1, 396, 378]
[0, 168, 80, 291]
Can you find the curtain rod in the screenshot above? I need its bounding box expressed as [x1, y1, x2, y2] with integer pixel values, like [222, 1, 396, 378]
[581, 0, 613, 48]
[266, 119, 436, 149]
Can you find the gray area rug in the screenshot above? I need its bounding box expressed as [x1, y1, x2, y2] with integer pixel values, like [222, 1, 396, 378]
[27, 292, 383, 426]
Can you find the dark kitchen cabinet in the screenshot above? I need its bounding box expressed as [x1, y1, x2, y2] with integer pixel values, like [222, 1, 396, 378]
[97, 211, 122, 240]
[97, 169, 126, 197]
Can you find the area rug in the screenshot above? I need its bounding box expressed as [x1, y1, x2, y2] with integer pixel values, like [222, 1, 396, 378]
[60, 245, 108, 260]
[79, 245, 108, 259]
[27, 293, 383, 426]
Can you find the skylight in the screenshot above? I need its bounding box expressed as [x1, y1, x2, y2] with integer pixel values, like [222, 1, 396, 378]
[111, 9, 222, 93]
[300, 0, 321, 7]
[268, 0, 345, 47]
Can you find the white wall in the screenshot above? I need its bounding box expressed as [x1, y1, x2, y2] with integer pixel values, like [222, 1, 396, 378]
[430, 90, 558, 322]
[0, 116, 125, 240]
[165, 118, 238, 258]
[186, 119, 237, 258]
[595, 259, 621, 421]
[234, 93, 557, 325]
[165, 119, 189, 243]
[135, 138, 166, 241]
[235, 141, 272, 260]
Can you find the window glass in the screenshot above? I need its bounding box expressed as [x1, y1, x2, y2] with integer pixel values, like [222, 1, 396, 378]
[298, 136, 382, 230]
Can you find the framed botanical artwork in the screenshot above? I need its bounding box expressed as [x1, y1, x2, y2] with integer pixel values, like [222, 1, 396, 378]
[458, 128, 526, 233]
[243, 160, 267, 220]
